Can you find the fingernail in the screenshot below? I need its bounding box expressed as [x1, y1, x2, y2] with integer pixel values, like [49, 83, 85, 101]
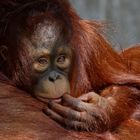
[43, 108, 50, 115]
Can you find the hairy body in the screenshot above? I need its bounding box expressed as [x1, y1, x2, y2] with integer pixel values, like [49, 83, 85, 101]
[0, 0, 140, 139]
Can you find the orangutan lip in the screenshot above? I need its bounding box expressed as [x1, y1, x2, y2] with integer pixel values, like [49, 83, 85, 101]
[52, 98, 62, 103]
[38, 96, 62, 103]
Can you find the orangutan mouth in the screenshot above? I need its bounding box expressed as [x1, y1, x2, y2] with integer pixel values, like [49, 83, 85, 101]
[37, 96, 62, 103]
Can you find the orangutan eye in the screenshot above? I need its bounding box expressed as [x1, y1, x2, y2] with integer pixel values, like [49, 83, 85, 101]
[56, 54, 71, 69]
[38, 57, 48, 65]
[33, 57, 49, 72]
[57, 55, 66, 64]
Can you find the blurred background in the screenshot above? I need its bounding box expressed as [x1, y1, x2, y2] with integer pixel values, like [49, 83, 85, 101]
[69, 0, 140, 50]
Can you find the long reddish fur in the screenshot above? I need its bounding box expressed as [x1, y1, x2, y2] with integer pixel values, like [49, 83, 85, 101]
[0, 0, 140, 139]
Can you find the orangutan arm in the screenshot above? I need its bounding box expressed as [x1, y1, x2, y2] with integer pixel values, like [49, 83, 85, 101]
[44, 86, 140, 132]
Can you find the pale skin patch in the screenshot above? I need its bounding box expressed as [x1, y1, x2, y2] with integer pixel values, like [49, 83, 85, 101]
[31, 20, 61, 49]
[23, 20, 63, 60]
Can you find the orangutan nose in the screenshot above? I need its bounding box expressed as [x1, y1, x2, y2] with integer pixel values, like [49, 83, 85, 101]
[48, 71, 61, 82]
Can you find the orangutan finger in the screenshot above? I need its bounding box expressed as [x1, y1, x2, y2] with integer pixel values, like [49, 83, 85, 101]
[44, 108, 63, 124]
[64, 120, 88, 131]
[78, 92, 109, 108]
[48, 101, 88, 121]
[78, 92, 97, 100]
[44, 107, 89, 130]
[78, 92, 101, 104]
[62, 94, 92, 111]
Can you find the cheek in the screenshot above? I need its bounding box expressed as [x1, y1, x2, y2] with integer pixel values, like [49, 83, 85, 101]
[34, 76, 70, 100]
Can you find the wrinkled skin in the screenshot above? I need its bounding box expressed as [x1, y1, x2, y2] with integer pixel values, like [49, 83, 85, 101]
[45, 92, 109, 131]
[44, 85, 140, 132]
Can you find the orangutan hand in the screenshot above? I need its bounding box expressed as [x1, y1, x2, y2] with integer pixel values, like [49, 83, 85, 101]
[44, 92, 111, 132]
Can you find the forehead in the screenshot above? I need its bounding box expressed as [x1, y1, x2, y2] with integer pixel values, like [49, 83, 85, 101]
[24, 20, 70, 58]
[31, 20, 62, 48]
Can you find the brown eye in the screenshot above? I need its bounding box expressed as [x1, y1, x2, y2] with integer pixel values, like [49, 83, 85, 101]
[57, 55, 66, 63]
[38, 57, 48, 65]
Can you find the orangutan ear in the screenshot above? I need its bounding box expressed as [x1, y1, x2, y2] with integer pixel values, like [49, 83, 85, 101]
[0, 45, 8, 61]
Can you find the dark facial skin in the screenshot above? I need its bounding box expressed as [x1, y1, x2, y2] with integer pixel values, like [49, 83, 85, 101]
[23, 20, 72, 102]
[23, 20, 110, 132]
